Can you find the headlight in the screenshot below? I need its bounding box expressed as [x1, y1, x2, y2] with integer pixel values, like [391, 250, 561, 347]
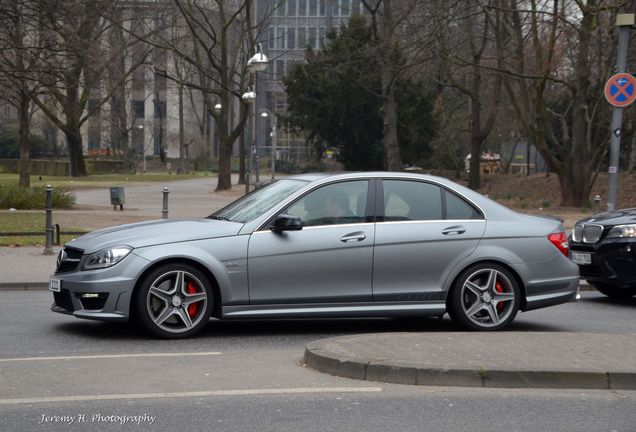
[82, 246, 132, 270]
[606, 224, 636, 239]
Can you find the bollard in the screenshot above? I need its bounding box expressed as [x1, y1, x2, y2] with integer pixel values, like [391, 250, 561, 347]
[44, 185, 54, 255]
[162, 187, 169, 219]
[593, 195, 601, 213]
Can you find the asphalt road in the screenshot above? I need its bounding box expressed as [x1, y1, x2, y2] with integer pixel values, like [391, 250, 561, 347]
[0, 290, 634, 432]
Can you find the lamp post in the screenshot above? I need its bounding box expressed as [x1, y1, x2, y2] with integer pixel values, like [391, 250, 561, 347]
[213, 103, 222, 159]
[241, 90, 256, 194]
[246, 44, 269, 187]
[137, 124, 145, 173]
[260, 109, 277, 181]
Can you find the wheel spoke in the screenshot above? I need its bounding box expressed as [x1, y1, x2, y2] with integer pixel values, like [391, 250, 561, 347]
[183, 292, 207, 307]
[485, 270, 498, 292]
[465, 300, 485, 318]
[173, 271, 186, 295]
[175, 307, 194, 329]
[485, 303, 500, 324]
[153, 305, 176, 326]
[493, 291, 515, 303]
[149, 285, 171, 304]
[464, 280, 485, 297]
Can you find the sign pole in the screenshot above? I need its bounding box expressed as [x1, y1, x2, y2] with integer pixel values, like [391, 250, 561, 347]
[607, 15, 634, 212]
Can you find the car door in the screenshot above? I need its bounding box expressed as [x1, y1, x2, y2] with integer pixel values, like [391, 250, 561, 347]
[247, 180, 375, 304]
[372, 179, 486, 301]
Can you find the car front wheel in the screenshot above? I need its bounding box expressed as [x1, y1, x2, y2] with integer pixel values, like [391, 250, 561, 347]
[135, 263, 213, 338]
[589, 281, 636, 299]
[448, 263, 520, 331]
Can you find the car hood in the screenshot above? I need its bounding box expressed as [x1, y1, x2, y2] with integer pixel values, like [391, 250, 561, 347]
[65, 218, 244, 253]
[576, 208, 636, 226]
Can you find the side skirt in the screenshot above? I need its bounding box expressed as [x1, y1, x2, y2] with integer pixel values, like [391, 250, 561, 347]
[221, 302, 446, 319]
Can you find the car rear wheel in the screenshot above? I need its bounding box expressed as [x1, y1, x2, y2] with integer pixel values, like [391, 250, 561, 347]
[589, 281, 636, 299]
[449, 263, 520, 331]
[135, 263, 212, 338]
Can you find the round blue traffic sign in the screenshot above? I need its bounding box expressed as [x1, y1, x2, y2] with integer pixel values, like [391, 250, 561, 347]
[604, 73, 636, 108]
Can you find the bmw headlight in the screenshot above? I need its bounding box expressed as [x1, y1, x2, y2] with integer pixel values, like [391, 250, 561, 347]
[606, 224, 636, 239]
[82, 246, 132, 270]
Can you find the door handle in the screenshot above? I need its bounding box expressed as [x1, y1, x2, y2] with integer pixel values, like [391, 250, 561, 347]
[442, 225, 466, 235]
[340, 232, 367, 242]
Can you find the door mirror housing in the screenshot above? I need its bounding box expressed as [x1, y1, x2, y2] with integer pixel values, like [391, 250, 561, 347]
[270, 214, 303, 233]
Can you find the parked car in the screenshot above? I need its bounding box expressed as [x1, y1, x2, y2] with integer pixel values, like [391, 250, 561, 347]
[569, 208, 636, 299]
[50, 172, 579, 338]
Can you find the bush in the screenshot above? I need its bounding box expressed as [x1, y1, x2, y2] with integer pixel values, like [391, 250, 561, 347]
[0, 184, 75, 209]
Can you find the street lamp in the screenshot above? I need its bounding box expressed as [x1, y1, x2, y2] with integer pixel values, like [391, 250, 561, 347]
[260, 110, 277, 181]
[245, 43, 269, 188]
[242, 90, 256, 194]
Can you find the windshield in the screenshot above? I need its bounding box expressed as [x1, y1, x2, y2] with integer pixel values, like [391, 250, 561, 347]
[209, 179, 308, 223]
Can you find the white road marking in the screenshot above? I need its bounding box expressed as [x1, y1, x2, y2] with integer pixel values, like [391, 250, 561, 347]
[0, 387, 383, 405]
[0, 352, 222, 362]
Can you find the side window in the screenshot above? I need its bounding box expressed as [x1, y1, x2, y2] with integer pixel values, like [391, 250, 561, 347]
[383, 180, 442, 221]
[286, 181, 368, 226]
[445, 190, 482, 220]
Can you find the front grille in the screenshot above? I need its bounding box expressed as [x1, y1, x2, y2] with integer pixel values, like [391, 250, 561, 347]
[56, 246, 84, 273]
[573, 224, 604, 244]
[53, 289, 75, 313]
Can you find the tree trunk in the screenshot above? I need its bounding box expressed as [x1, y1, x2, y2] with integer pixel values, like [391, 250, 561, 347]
[66, 128, 87, 177]
[379, 0, 401, 171]
[18, 90, 31, 188]
[238, 130, 246, 185]
[178, 84, 186, 174]
[217, 136, 232, 190]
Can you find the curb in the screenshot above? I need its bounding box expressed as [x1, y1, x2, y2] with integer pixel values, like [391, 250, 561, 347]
[303, 340, 636, 390]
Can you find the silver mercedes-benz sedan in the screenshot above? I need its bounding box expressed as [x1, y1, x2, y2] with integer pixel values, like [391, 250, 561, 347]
[50, 172, 579, 338]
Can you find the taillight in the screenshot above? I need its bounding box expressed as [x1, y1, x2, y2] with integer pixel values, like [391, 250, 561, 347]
[548, 232, 569, 257]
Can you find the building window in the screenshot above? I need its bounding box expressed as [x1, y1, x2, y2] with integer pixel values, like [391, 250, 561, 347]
[287, 0, 296, 16]
[298, 0, 307, 16]
[298, 27, 306, 48]
[309, 0, 317, 16]
[274, 0, 285, 16]
[268, 27, 275, 50]
[319, 0, 325, 16]
[319, 27, 325, 49]
[276, 27, 285, 49]
[132, 100, 145, 119]
[287, 28, 296, 49]
[88, 127, 100, 150]
[352, 0, 361, 14]
[308, 27, 317, 49]
[341, 0, 350, 16]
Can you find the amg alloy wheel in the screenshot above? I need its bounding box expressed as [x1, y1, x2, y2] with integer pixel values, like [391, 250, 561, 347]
[449, 263, 520, 330]
[136, 263, 212, 338]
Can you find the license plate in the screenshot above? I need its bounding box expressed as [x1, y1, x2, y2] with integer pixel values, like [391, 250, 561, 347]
[571, 252, 592, 265]
[49, 278, 61, 292]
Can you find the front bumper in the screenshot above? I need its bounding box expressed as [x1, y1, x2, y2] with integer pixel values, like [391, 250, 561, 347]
[570, 238, 636, 286]
[50, 252, 149, 322]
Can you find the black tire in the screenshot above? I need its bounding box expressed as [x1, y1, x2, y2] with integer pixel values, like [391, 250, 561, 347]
[135, 263, 213, 339]
[589, 281, 636, 299]
[448, 263, 521, 331]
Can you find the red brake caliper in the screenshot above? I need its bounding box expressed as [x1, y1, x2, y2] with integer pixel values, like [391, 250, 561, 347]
[186, 282, 199, 318]
[495, 280, 504, 312]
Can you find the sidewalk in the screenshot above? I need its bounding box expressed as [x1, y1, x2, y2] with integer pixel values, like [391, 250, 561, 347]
[304, 331, 636, 390]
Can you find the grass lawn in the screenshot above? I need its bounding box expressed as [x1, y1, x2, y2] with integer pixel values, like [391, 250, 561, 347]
[0, 171, 215, 189]
[0, 211, 81, 246]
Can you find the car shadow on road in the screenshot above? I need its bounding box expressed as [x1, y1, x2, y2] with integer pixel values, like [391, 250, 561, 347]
[52, 314, 567, 341]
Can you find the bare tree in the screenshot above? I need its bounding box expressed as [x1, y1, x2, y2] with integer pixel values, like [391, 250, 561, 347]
[28, 0, 150, 177]
[0, 1, 43, 187]
[491, 0, 618, 206]
[139, 0, 264, 190]
[440, 0, 502, 189]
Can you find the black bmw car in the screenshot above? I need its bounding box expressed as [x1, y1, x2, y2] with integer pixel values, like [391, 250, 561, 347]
[569, 208, 636, 299]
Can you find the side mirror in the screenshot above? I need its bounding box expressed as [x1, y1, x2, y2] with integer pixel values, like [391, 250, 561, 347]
[270, 214, 303, 233]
